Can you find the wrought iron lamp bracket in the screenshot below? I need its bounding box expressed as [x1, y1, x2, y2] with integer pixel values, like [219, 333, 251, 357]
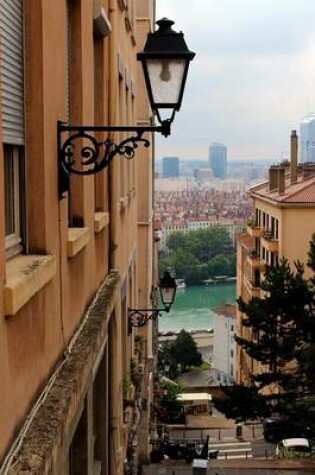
[57, 120, 171, 199]
[128, 308, 166, 332]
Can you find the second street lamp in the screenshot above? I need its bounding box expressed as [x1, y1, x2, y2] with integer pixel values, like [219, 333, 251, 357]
[58, 18, 195, 199]
[128, 271, 177, 330]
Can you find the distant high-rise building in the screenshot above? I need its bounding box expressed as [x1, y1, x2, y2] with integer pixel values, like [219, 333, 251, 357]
[209, 143, 227, 178]
[300, 114, 315, 163]
[162, 156, 179, 177]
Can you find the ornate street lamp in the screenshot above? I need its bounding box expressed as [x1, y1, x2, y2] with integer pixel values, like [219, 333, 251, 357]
[57, 18, 195, 199]
[137, 18, 195, 127]
[128, 271, 177, 329]
[158, 269, 177, 312]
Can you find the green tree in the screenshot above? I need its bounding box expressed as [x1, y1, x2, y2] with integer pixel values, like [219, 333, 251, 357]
[236, 260, 311, 378]
[158, 342, 180, 380]
[171, 329, 202, 372]
[154, 383, 184, 424]
[161, 226, 236, 284]
[167, 231, 189, 253]
[214, 385, 270, 422]
[208, 254, 231, 277]
[214, 252, 315, 424]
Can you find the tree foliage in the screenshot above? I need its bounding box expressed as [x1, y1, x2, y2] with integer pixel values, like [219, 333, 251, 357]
[160, 227, 235, 284]
[214, 235, 315, 426]
[153, 382, 185, 424]
[171, 329, 202, 372]
[214, 385, 270, 422]
[158, 330, 202, 375]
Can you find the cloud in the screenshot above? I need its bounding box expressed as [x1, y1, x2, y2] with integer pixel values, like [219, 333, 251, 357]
[155, 0, 315, 161]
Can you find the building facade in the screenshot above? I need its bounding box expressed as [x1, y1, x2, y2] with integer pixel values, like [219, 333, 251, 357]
[213, 304, 236, 385]
[209, 142, 227, 179]
[162, 156, 180, 178]
[236, 131, 315, 386]
[300, 113, 315, 163]
[0, 1, 158, 473]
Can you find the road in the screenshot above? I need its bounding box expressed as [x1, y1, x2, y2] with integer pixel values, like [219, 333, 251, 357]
[144, 369, 315, 473]
[144, 420, 315, 473]
[142, 467, 315, 474]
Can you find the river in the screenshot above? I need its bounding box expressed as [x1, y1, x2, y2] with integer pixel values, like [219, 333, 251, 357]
[158, 283, 236, 333]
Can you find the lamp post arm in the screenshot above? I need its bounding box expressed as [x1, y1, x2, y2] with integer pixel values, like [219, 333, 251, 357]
[128, 308, 166, 332]
[57, 120, 171, 199]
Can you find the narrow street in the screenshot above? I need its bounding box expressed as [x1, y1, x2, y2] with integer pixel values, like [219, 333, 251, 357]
[145, 368, 315, 473]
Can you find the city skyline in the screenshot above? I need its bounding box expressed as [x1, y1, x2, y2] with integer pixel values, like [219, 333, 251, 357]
[155, 0, 315, 162]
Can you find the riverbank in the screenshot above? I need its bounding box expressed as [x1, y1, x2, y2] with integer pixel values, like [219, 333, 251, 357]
[158, 329, 213, 349]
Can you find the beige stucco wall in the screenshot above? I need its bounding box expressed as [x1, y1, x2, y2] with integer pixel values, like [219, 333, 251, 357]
[237, 190, 315, 386]
[253, 197, 315, 275]
[0, 0, 155, 470]
[281, 207, 315, 276]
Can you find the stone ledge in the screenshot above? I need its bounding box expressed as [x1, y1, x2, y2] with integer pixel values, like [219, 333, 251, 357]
[6, 272, 120, 474]
[4, 255, 57, 316]
[67, 227, 91, 258]
[94, 211, 109, 234]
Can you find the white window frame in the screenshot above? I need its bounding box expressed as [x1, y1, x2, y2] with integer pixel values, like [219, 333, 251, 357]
[4, 145, 24, 259]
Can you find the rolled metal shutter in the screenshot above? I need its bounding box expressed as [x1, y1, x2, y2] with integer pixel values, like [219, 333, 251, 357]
[0, 0, 24, 144]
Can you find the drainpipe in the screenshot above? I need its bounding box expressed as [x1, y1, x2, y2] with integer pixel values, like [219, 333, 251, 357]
[290, 130, 298, 184]
[108, 0, 119, 272]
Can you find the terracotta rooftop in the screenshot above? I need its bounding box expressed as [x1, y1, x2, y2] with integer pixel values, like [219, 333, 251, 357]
[251, 174, 315, 204]
[214, 303, 236, 319]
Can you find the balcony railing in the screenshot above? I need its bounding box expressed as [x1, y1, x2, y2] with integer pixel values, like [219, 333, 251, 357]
[261, 229, 273, 240]
[261, 230, 278, 253]
[246, 249, 260, 268]
[246, 221, 261, 238]
[245, 275, 261, 297]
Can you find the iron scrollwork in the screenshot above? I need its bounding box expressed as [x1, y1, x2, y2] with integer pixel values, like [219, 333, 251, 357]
[128, 308, 162, 332]
[60, 130, 150, 176]
[57, 120, 170, 199]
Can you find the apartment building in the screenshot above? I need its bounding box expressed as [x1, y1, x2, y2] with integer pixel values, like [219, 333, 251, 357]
[236, 131, 315, 385]
[0, 1, 157, 473]
[213, 304, 237, 385]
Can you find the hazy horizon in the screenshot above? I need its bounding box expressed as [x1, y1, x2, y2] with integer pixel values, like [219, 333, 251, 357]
[155, 0, 315, 163]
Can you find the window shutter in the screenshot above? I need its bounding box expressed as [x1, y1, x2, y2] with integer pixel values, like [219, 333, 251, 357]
[0, 0, 24, 144]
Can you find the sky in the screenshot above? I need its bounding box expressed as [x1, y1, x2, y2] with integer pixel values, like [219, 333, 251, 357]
[155, 0, 315, 162]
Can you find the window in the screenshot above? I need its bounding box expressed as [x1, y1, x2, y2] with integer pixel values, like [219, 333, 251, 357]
[271, 216, 275, 237]
[275, 218, 279, 239]
[255, 208, 259, 225]
[4, 145, 25, 257]
[0, 0, 26, 257]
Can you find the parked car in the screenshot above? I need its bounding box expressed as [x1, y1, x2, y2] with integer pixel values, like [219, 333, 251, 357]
[150, 437, 215, 464]
[276, 438, 315, 459]
[263, 417, 310, 442]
